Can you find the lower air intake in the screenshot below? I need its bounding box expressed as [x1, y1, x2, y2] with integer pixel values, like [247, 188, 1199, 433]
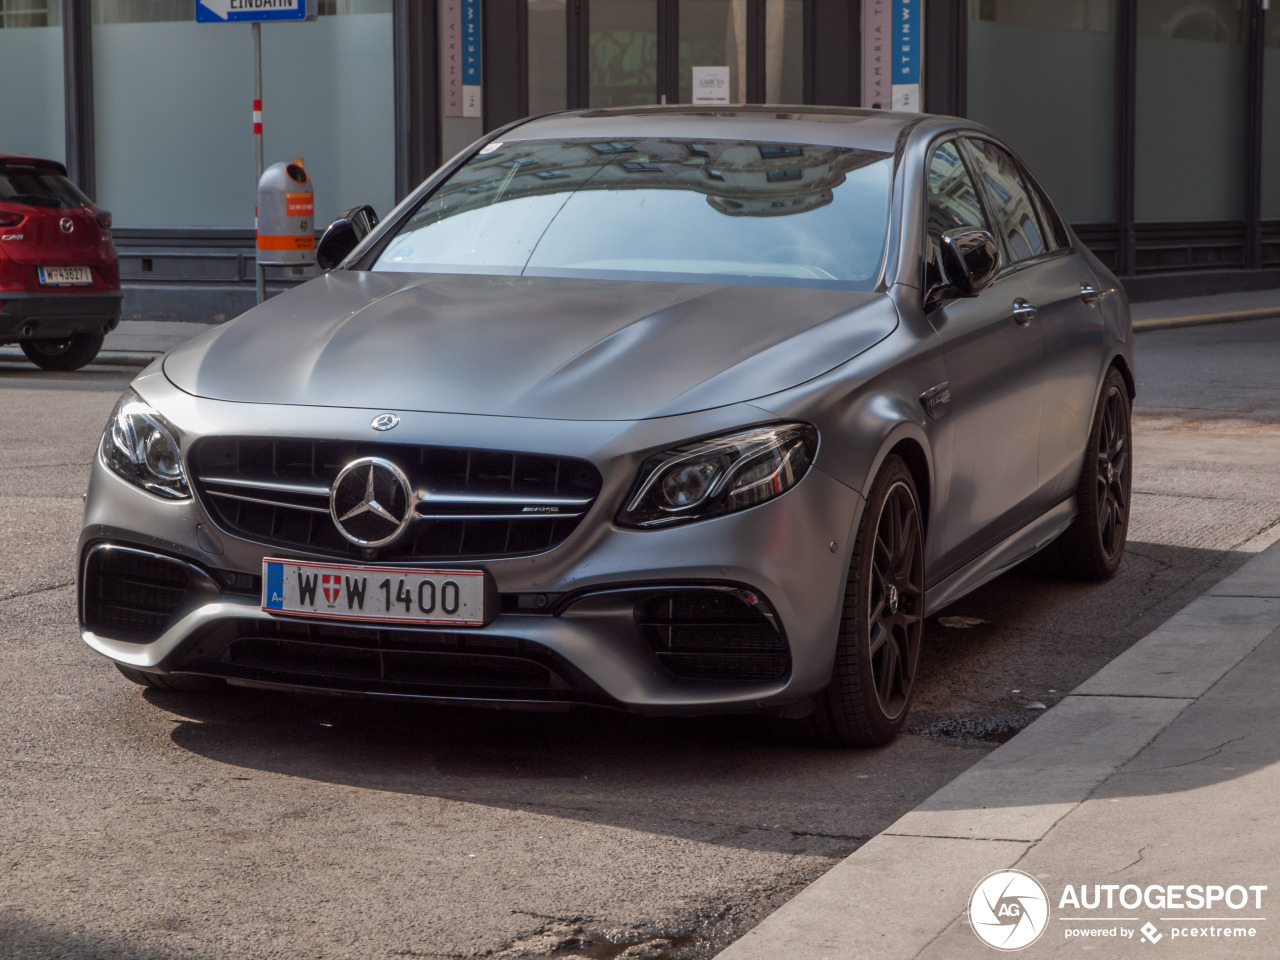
[635, 588, 790, 682]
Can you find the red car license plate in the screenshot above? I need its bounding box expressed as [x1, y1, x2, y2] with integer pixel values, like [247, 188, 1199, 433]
[38, 266, 93, 286]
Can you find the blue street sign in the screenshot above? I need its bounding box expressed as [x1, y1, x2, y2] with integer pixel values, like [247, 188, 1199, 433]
[461, 0, 482, 87]
[894, 0, 920, 85]
[196, 0, 307, 23]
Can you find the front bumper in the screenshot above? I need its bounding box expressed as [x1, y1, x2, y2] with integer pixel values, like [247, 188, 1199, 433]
[79, 370, 863, 713]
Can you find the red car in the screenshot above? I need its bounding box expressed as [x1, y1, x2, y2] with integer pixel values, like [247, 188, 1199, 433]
[0, 152, 121, 370]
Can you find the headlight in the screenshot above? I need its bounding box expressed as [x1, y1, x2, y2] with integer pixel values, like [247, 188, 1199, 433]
[99, 389, 190, 500]
[618, 423, 817, 528]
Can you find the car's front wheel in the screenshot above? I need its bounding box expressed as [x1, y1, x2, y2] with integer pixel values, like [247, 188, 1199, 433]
[802, 454, 925, 747]
[21, 332, 105, 371]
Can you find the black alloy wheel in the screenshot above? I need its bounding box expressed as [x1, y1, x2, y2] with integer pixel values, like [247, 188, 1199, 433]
[1046, 367, 1132, 580]
[21, 331, 105, 371]
[867, 479, 925, 723]
[801, 454, 925, 747]
[1094, 383, 1130, 559]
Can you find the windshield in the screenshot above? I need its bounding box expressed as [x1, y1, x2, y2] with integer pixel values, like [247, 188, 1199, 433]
[0, 163, 93, 210]
[374, 137, 893, 290]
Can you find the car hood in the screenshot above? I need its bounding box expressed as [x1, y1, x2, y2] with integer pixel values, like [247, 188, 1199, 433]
[163, 271, 896, 421]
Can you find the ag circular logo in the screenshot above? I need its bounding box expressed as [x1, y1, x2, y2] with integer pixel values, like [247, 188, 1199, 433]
[969, 870, 1050, 951]
[330, 457, 413, 548]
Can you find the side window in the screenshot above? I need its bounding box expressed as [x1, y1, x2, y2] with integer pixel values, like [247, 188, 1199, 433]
[925, 140, 992, 290]
[1024, 175, 1069, 252]
[963, 138, 1049, 264]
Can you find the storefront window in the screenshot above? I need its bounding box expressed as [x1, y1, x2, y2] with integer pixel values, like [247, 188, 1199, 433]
[1262, 10, 1280, 220]
[765, 0, 802, 104]
[1135, 0, 1246, 222]
[589, 0, 657, 107]
[966, 0, 1115, 225]
[91, 0, 393, 229]
[528, 0, 568, 115]
[0, 1, 64, 164]
[678, 0, 746, 103]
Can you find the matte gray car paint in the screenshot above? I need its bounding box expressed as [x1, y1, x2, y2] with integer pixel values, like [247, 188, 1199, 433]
[78, 106, 1133, 714]
[162, 274, 898, 421]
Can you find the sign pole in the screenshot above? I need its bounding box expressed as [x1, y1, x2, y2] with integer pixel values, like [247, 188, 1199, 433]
[253, 20, 266, 305]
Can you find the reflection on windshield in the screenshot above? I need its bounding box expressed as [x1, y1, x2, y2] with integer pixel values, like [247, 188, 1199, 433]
[374, 137, 892, 288]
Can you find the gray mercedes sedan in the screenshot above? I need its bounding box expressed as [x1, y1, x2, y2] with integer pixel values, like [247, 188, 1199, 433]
[79, 106, 1132, 746]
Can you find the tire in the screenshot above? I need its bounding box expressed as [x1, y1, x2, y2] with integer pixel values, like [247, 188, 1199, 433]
[1044, 368, 1132, 580]
[115, 663, 220, 692]
[21, 332, 105, 371]
[801, 455, 926, 747]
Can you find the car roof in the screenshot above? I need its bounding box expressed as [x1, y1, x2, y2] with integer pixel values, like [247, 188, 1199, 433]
[505, 104, 949, 154]
[0, 151, 69, 173]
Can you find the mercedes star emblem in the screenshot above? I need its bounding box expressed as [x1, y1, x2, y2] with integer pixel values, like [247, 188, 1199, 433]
[329, 457, 413, 547]
[371, 413, 400, 432]
[59, 217, 74, 234]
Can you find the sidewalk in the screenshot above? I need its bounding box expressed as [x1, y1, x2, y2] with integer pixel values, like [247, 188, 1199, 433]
[717, 541, 1280, 959]
[3, 288, 1278, 371]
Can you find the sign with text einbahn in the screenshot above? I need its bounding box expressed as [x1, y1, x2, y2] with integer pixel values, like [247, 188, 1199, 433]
[196, 0, 307, 23]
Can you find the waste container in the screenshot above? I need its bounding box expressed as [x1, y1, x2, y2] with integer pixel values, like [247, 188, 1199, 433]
[256, 158, 315, 266]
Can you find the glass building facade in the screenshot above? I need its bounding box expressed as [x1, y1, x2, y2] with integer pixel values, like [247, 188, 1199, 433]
[3, 0, 1276, 318]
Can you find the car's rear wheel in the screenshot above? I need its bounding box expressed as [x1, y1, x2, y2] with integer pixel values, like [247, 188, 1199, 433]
[20, 332, 105, 371]
[801, 455, 925, 747]
[115, 663, 219, 692]
[1044, 368, 1131, 580]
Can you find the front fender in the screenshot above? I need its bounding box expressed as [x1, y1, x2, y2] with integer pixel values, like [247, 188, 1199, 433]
[747, 307, 952, 573]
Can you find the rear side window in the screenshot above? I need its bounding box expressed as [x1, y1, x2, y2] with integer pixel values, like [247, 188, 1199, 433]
[1023, 173, 1069, 252]
[963, 138, 1049, 264]
[0, 163, 92, 209]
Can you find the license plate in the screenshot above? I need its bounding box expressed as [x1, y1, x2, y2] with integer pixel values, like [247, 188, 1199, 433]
[38, 266, 92, 286]
[262, 558, 488, 626]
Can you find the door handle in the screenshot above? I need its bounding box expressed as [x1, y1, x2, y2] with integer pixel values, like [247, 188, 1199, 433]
[1012, 298, 1038, 325]
[1079, 282, 1102, 305]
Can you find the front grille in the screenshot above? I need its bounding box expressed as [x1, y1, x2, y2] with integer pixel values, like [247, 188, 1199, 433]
[82, 546, 211, 642]
[175, 619, 608, 703]
[636, 589, 790, 682]
[189, 438, 602, 561]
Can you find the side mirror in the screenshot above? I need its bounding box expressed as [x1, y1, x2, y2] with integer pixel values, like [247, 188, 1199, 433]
[316, 204, 380, 270]
[938, 228, 1001, 298]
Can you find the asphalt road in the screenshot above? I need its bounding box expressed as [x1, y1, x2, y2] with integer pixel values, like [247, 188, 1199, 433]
[2, 318, 1279, 960]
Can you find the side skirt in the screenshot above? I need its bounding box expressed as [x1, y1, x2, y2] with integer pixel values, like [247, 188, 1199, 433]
[924, 498, 1077, 616]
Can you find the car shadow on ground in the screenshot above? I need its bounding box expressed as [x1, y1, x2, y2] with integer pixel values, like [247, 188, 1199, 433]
[0, 914, 218, 960]
[154, 539, 1259, 857]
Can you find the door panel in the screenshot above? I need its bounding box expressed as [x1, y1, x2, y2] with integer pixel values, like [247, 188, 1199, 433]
[929, 272, 1045, 579]
[1021, 252, 1108, 507]
[922, 137, 1046, 580]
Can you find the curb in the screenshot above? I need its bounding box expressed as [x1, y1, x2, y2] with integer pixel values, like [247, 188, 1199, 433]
[0, 349, 160, 369]
[715, 541, 1280, 960]
[1132, 306, 1280, 332]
